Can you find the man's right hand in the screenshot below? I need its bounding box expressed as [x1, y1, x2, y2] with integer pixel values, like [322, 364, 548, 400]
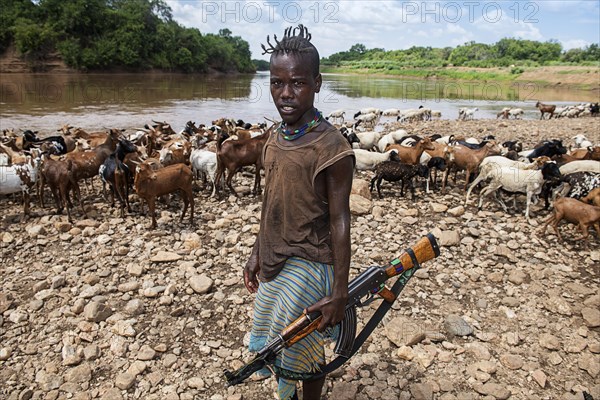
[244, 255, 260, 293]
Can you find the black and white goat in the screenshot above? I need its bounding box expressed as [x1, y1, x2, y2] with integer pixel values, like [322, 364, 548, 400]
[370, 161, 429, 199]
[99, 138, 137, 217]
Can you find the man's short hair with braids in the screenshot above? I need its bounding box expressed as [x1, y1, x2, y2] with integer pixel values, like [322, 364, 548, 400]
[261, 24, 320, 77]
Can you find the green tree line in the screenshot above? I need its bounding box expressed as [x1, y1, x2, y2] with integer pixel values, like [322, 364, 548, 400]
[322, 39, 600, 70]
[0, 0, 254, 73]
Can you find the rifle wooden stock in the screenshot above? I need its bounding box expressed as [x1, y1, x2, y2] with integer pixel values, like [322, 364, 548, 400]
[384, 233, 440, 278]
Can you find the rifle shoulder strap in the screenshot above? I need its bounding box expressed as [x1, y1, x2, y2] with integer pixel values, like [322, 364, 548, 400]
[306, 253, 419, 381]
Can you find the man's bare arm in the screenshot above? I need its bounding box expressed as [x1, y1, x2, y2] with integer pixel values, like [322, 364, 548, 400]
[306, 155, 354, 331]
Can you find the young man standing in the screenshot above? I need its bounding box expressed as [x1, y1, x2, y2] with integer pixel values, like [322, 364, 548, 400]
[243, 25, 355, 400]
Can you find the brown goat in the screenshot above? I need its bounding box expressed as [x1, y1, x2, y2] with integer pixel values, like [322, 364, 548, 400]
[158, 139, 192, 167]
[571, 146, 600, 161]
[442, 142, 501, 192]
[385, 137, 435, 165]
[212, 118, 236, 135]
[0, 143, 28, 164]
[581, 188, 600, 207]
[39, 156, 86, 222]
[424, 142, 450, 159]
[535, 101, 556, 120]
[134, 163, 194, 229]
[71, 128, 114, 148]
[214, 127, 272, 196]
[539, 197, 600, 241]
[64, 129, 120, 193]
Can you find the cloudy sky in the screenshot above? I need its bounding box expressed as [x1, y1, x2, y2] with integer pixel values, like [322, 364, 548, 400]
[167, 0, 600, 60]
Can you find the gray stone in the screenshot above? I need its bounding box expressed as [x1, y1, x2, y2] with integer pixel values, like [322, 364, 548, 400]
[127, 264, 144, 276]
[35, 370, 63, 391]
[137, 345, 156, 361]
[581, 307, 600, 328]
[26, 225, 46, 237]
[384, 317, 424, 347]
[51, 276, 66, 289]
[531, 370, 547, 388]
[163, 353, 178, 368]
[100, 388, 123, 400]
[447, 206, 465, 217]
[579, 354, 600, 378]
[500, 354, 523, 370]
[474, 382, 511, 399]
[117, 281, 140, 293]
[0, 293, 12, 313]
[9, 310, 28, 323]
[351, 179, 371, 200]
[349, 194, 372, 215]
[190, 274, 213, 294]
[65, 363, 92, 383]
[115, 373, 136, 390]
[188, 377, 205, 389]
[83, 301, 112, 322]
[330, 382, 358, 400]
[84, 345, 101, 361]
[539, 333, 561, 350]
[62, 344, 82, 366]
[151, 251, 182, 263]
[431, 203, 448, 213]
[507, 269, 527, 285]
[111, 321, 136, 337]
[0, 347, 12, 361]
[410, 383, 433, 400]
[437, 230, 460, 246]
[124, 299, 144, 315]
[444, 314, 473, 337]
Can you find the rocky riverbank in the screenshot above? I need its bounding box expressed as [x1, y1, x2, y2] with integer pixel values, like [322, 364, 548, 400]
[1, 118, 599, 400]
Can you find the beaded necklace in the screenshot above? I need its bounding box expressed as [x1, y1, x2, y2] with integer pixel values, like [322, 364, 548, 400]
[278, 109, 323, 141]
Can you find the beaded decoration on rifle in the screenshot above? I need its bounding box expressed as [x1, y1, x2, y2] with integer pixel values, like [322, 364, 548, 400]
[278, 109, 323, 141]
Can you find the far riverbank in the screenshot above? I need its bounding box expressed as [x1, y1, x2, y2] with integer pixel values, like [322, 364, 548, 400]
[320, 65, 600, 92]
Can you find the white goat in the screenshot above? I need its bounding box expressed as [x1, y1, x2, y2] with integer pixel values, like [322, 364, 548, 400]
[353, 149, 399, 171]
[458, 107, 479, 120]
[508, 108, 524, 119]
[435, 135, 455, 144]
[559, 160, 600, 175]
[382, 109, 401, 117]
[377, 129, 409, 152]
[572, 134, 593, 149]
[0, 157, 41, 219]
[476, 162, 561, 221]
[430, 110, 442, 119]
[326, 109, 345, 124]
[355, 131, 383, 151]
[190, 149, 218, 197]
[465, 156, 542, 205]
[354, 108, 381, 118]
[355, 112, 381, 129]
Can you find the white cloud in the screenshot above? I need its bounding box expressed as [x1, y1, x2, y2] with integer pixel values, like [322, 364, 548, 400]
[166, 1, 597, 59]
[561, 39, 591, 50]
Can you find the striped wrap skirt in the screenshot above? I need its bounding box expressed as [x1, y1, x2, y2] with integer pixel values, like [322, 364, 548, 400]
[249, 257, 338, 400]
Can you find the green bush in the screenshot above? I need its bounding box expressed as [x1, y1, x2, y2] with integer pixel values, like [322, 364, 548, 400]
[1, 0, 253, 73]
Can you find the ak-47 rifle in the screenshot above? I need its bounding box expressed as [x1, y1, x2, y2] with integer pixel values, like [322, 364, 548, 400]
[225, 233, 440, 386]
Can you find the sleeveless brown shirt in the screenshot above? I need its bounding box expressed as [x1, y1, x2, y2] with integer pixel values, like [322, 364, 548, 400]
[258, 126, 354, 281]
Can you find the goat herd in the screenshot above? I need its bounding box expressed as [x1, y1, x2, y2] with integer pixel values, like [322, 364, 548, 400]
[0, 105, 599, 241]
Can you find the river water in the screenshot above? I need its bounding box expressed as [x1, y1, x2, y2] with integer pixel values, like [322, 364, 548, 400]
[0, 72, 597, 133]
